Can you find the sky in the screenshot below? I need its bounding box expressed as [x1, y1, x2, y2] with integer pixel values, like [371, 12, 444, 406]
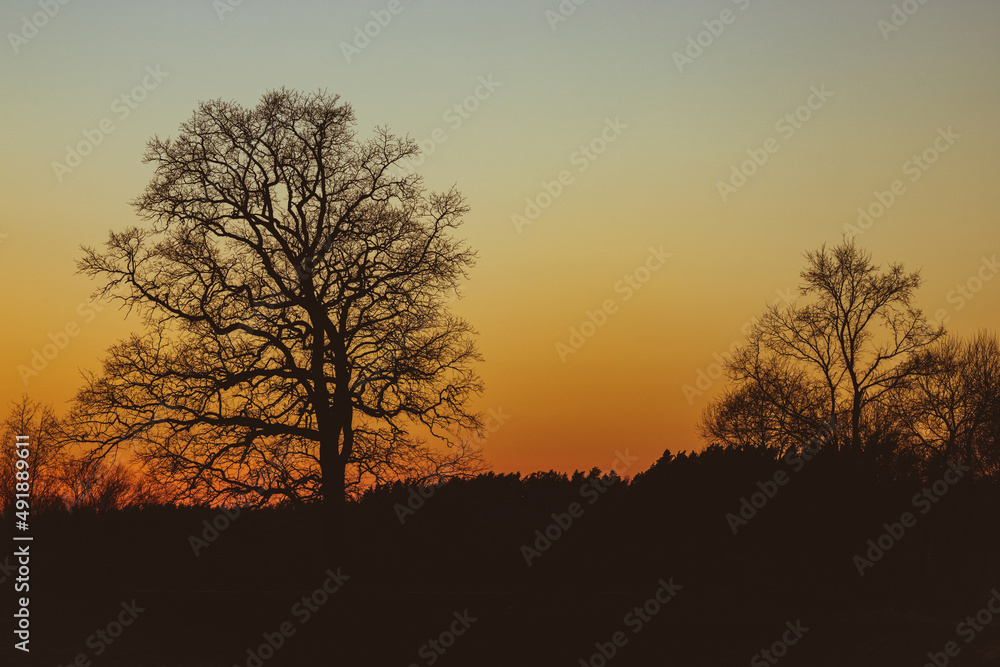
[1, 0, 998, 477]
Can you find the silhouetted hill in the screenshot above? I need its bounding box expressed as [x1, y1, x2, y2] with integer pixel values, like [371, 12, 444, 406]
[5, 447, 1000, 666]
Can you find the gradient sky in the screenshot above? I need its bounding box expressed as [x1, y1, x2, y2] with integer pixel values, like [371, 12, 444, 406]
[1, 0, 998, 477]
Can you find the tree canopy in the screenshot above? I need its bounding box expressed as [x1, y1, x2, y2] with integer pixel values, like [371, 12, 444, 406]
[74, 89, 486, 508]
[702, 240, 970, 473]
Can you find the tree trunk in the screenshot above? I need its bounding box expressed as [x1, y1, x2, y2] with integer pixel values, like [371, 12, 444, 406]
[851, 391, 863, 455]
[829, 385, 839, 454]
[320, 439, 346, 511]
[318, 440, 346, 556]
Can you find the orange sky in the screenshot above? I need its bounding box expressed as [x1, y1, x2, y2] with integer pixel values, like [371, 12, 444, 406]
[2, 0, 999, 477]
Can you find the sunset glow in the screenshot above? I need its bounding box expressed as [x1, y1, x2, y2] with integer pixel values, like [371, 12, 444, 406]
[2, 0, 998, 478]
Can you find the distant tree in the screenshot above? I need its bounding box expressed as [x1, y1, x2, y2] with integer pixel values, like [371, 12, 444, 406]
[709, 240, 944, 458]
[73, 89, 486, 511]
[894, 331, 1000, 478]
[59, 458, 167, 512]
[0, 396, 68, 517]
[700, 364, 827, 459]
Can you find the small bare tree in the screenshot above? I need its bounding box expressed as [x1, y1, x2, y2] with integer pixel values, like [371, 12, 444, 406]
[700, 359, 827, 459]
[59, 457, 168, 512]
[0, 396, 68, 517]
[895, 331, 1000, 477]
[712, 240, 944, 458]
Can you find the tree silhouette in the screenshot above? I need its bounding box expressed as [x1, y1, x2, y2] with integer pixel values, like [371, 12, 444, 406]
[0, 396, 68, 516]
[700, 367, 827, 460]
[74, 89, 485, 510]
[58, 457, 166, 512]
[893, 331, 1000, 478]
[707, 240, 944, 457]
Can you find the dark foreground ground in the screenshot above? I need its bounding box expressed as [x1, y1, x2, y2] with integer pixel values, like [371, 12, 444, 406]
[5, 448, 1000, 665]
[13, 589, 1000, 666]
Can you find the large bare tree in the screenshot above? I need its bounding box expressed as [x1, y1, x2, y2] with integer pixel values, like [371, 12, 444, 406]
[74, 89, 486, 509]
[709, 240, 944, 458]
